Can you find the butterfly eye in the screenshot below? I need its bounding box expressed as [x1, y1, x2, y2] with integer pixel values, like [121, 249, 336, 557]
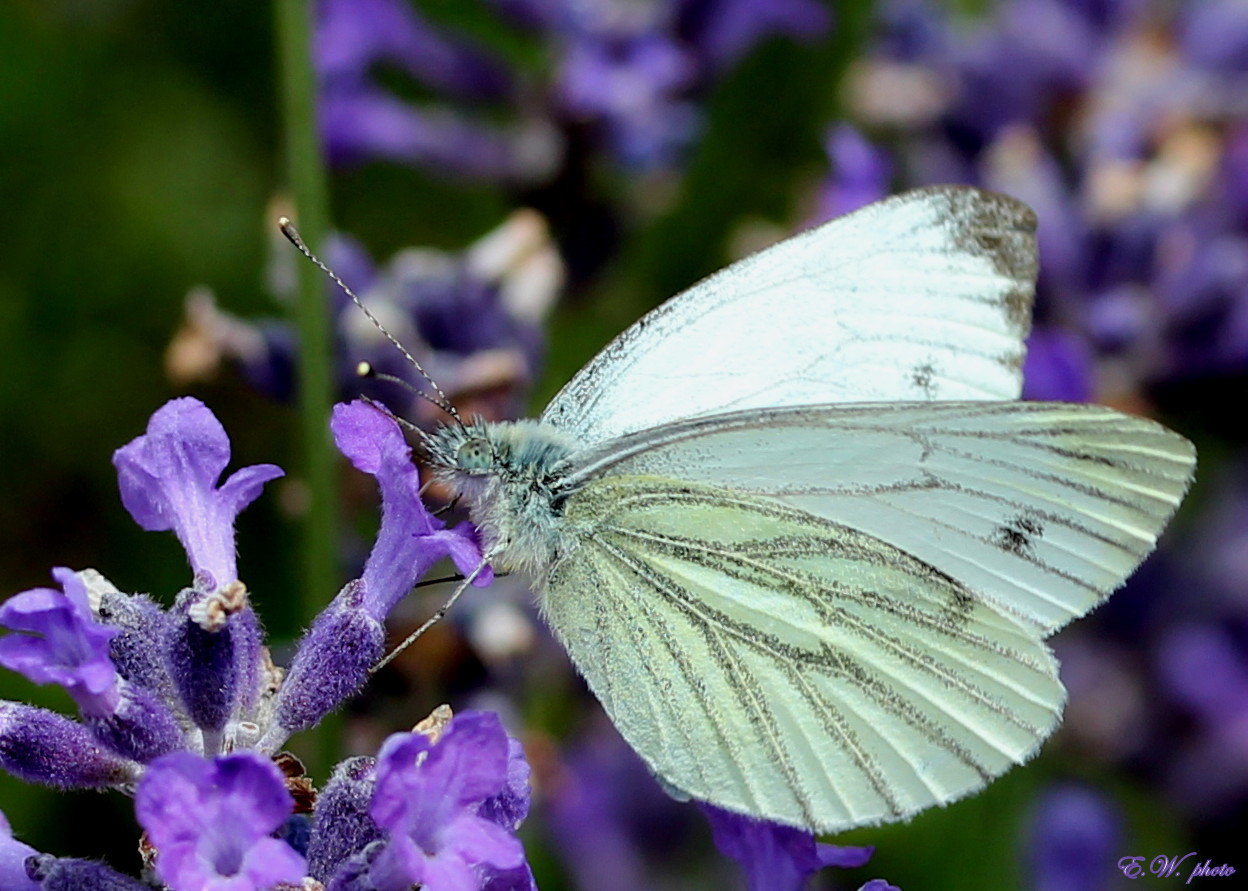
[456, 437, 494, 471]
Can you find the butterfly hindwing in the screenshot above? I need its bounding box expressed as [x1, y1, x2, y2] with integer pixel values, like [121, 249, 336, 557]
[542, 474, 1065, 832]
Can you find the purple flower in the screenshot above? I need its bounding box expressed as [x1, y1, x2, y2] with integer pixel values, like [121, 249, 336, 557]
[1022, 326, 1096, 402]
[175, 213, 560, 426]
[136, 751, 306, 891]
[335, 400, 490, 617]
[366, 711, 527, 890]
[701, 803, 875, 891]
[1023, 785, 1121, 891]
[1, 397, 537, 890]
[0, 809, 40, 891]
[817, 124, 892, 221]
[313, 0, 831, 176]
[317, 0, 507, 98]
[557, 27, 698, 169]
[678, 0, 833, 72]
[112, 397, 284, 591]
[264, 401, 490, 747]
[0, 567, 119, 716]
[321, 82, 530, 176]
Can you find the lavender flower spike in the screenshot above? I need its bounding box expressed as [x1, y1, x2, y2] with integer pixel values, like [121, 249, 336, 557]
[263, 401, 489, 749]
[136, 750, 306, 891]
[365, 711, 526, 891]
[0, 567, 119, 716]
[113, 397, 284, 591]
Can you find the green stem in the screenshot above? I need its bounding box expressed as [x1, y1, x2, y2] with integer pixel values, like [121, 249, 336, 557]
[275, 0, 340, 772]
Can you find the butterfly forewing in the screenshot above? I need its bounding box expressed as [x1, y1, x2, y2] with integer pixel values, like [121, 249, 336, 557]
[543, 475, 1066, 832]
[541, 187, 1038, 445]
[558, 401, 1196, 635]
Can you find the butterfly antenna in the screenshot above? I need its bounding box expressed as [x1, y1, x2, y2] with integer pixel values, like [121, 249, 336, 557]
[356, 362, 456, 424]
[371, 558, 493, 674]
[278, 217, 463, 427]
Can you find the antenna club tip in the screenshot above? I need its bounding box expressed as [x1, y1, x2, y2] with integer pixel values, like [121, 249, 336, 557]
[278, 216, 292, 228]
[357, 361, 376, 378]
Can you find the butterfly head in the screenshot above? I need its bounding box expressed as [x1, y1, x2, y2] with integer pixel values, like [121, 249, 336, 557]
[423, 419, 578, 492]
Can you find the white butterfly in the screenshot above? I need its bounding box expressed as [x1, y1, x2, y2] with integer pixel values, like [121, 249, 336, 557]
[421, 186, 1196, 833]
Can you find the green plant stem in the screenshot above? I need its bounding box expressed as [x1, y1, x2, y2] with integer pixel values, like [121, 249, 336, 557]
[275, 0, 340, 772]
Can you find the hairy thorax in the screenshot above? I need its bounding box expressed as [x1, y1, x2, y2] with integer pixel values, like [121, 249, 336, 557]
[423, 419, 583, 580]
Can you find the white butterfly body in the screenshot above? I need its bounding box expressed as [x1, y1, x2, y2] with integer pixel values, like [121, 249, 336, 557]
[423, 187, 1195, 833]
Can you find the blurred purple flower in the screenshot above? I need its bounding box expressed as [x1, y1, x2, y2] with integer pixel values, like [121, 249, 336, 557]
[136, 751, 306, 891]
[317, 0, 508, 97]
[841, 0, 1248, 400]
[1156, 623, 1248, 814]
[1023, 785, 1122, 891]
[112, 397, 284, 592]
[546, 717, 697, 891]
[557, 26, 698, 168]
[1021, 326, 1096, 402]
[816, 124, 892, 221]
[678, 0, 832, 72]
[171, 211, 562, 426]
[702, 803, 876, 891]
[314, 0, 833, 177]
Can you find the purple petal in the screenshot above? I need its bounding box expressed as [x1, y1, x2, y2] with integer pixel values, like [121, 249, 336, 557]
[476, 736, 532, 831]
[137, 751, 305, 890]
[702, 803, 868, 891]
[0, 568, 119, 716]
[0, 811, 39, 891]
[444, 815, 524, 870]
[332, 401, 490, 621]
[112, 398, 283, 589]
[368, 711, 528, 890]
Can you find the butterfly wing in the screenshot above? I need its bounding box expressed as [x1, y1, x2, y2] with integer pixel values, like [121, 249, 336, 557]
[545, 474, 1065, 833]
[541, 187, 1037, 445]
[558, 401, 1195, 636]
[539, 403, 1194, 830]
